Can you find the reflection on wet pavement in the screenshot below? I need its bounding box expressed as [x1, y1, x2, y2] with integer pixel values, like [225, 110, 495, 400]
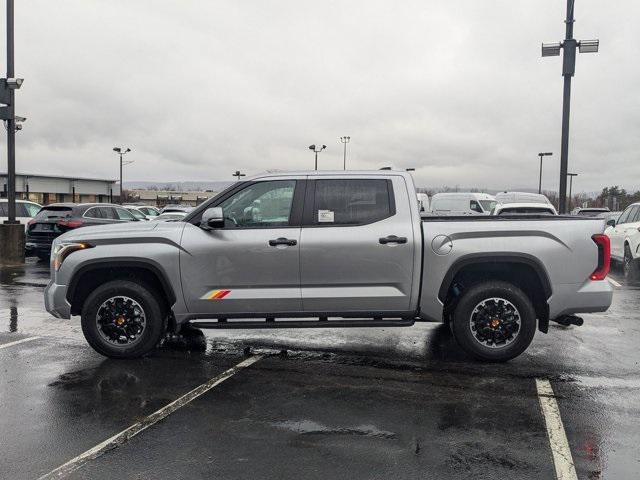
[0, 261, 639, 479]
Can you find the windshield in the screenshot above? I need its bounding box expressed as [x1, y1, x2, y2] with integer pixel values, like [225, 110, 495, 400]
[479, 200, 497, 211]
[498, 207, 555, 215]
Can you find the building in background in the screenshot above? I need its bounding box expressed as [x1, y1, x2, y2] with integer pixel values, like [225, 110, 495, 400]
[127, 189, 219, 207]
[0, 172, 118, 205]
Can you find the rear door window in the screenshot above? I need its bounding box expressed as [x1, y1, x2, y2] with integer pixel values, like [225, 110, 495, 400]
[84, 207, 104, 219]
[311, 179, 394, 225]
[0, 202, 7, 216]
[23, 203, 41, 217]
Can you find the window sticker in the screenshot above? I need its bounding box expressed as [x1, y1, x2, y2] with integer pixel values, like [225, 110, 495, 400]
[318, 209, 334, 223]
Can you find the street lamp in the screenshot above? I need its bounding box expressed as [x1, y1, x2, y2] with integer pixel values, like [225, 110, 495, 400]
[308, 144, 326, 171]
[339, 136, 350, 170]
[113, 147, 132, 204]
[541, 0, 599, 213]
[567, 172, 578, 211]
[233, 170, 246, 181]
[537, 152, 553, 194]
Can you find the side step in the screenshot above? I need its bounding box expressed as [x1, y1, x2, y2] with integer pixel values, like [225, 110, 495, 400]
[552, 315, 584, 327]
[190, 318, 416, 329]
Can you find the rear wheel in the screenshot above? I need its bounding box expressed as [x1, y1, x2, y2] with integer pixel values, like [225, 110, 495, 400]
[451, 281, 536, 362]
[81, 280, 166, 358]
[623, 244, 639, 281]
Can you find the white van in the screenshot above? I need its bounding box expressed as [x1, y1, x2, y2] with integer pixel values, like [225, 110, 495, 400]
[495, 191, 552, 205]
[430, 192, 496, 216]
[0, 199, 42, 230]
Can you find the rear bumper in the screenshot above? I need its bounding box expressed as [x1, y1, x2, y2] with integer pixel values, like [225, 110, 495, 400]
[44, 280, 71, 319]
[548, 280, 613, 319]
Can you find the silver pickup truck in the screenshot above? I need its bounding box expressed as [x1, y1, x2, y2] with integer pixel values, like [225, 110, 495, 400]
[44, 170, 613, 361]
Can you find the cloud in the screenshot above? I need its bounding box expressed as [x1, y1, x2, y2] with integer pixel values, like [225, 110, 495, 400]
[1, 0, 638, 192]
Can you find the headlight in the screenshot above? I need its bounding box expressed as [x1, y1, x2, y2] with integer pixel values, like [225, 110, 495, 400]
[52, 242, 93, 271]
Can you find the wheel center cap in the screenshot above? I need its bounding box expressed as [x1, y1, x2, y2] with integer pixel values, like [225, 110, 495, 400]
[490, 318, 501, 329]
[116, 316, 126, 326]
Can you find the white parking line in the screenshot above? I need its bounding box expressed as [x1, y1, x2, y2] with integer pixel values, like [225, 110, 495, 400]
[38, 354, 264, 480]
[536, 379, 578, 480]
[607, 276, 622, 288]
[0, 336, 40, 350]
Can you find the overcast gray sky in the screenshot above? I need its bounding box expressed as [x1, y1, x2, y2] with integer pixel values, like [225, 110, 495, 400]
[4, 0, 640, 192]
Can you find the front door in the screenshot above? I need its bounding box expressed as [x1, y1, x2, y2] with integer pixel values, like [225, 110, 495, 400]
[299, 176, 416, 314]
[610, 205, 637, 259]
[180, 179, 303, 316]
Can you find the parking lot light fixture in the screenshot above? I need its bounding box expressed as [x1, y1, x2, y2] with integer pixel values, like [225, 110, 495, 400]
[541, 0, 599, 214]
[308, 144, 326, 171]
[537, 152, 553, 194]
[113, 147, 132, 204]
[233, 170, 246, 181]
[339, 136, 350, 170]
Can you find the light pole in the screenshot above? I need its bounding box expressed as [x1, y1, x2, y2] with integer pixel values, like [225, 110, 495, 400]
[233, 170, 246, 181]
[542, 0, 599, 213]
[113, 147, 132, 204]
[0, 0, 27, 264]
[339, 136, 350, 170]
[308, 144, 326, 171]
[567, 172, 578, 211]
[537, 152, 553, 194]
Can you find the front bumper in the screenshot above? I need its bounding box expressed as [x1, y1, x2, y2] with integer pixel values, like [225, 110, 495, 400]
[44, 280, 71, 319]
[548, 279, 614, 319]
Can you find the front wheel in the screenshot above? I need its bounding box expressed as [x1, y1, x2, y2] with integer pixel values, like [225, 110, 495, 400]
[451, 281, 536, 362]
[81, 280, 167, 358]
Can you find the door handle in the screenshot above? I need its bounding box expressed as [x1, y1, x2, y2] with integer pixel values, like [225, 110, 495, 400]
[269, 237, 297, 247]
[379, 235, 407, 245]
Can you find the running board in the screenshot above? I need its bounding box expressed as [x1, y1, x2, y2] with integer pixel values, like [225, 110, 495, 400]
[189, 318, 416, 329]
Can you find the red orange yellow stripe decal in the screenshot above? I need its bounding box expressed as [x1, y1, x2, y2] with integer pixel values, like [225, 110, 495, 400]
[207, 289, 231, 300]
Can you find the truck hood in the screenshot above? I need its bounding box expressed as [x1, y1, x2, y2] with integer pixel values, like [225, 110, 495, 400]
[56, 220, 185, 243]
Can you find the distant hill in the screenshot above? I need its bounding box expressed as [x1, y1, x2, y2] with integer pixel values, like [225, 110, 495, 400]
[124, 181, 234, 192]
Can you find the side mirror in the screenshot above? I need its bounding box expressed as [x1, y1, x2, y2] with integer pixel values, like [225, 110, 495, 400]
[606, 219, 616, 227]
[201, 207, 224, 230]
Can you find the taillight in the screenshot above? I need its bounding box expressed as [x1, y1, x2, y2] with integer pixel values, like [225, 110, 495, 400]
[57, 219, 84, 228]
[590, 234, 611, 281]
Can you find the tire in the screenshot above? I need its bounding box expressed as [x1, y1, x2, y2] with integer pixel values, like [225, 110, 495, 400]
[451, 281, 536, 362]
[81, 280, 167, 359]
[623, 244, 639, 282]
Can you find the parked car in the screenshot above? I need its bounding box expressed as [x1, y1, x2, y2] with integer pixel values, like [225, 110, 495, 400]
[153, 212, 187, 221]
[124, 204, 160, 220]
[492, 202, 557, 216]
[597, 210, 621, 224]
[161, 205, 193, 214]
[495, 191, 553, 205]
[429, 192, 496, 215]
[45, 170, 612, 362]
[604, 202, 640, 279]
[27, 203, 139, 260]
[572, 207, 610, 217]
[0, 199, 42, 230]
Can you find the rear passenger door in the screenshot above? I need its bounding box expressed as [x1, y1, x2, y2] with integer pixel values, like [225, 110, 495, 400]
[299, 176, 416, 314]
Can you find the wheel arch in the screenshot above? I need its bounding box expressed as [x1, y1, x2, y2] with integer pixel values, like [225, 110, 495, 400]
[439, 253, 552, 333]
[67, 259, 176, 316]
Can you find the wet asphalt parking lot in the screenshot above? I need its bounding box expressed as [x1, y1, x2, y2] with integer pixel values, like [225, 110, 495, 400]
[0, 260, 639, 479]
